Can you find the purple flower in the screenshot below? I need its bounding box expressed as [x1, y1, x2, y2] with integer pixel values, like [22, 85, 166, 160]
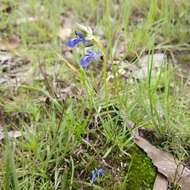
[66, 38, 83, 48]
[90, 168, 104, 183]
[80, 50, 99, 67]
[96, 168, 104, 177]
[66, 31, 85, 48]
[75, 31, 85, 39]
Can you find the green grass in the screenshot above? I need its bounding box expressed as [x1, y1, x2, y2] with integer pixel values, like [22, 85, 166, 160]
[0, 0, 190, 189]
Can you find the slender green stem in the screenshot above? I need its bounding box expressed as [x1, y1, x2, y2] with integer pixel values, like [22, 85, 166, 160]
[93, 38, 109, 111]
[80, 68, 95, 107]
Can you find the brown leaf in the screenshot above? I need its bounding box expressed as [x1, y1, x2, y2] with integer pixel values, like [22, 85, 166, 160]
[0, 36, 20, 51]
[153, 174, 168, 190]
[133, 53, 167, 80]
[0, 129, 22, 141]
[134, 135, 190, 190]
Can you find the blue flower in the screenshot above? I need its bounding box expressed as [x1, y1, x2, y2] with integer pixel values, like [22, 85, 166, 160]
[75, 31, 85, 39]
[66, 38, 83, 48]
[66, 31, 86, 48]
[96, 168, 104, 177]
[80, 50, 99, 67]
[90, 168, 104, 183]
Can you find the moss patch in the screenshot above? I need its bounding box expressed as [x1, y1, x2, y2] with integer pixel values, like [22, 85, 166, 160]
[126, 146, 156, 190]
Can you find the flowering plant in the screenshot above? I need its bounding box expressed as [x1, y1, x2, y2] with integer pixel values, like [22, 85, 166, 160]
[66, 24, 108, 109]
[66, 24, 101, 68]
[90, 168, 104, 183]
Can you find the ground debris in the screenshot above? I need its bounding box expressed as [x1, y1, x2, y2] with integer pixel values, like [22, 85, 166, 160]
[0, 36, 20, 51]
[58, 27, 72, 41]
[0, 125, 21, 141]
[153, 174, 168, 190]
[134, 133, 190, 190]
[16, 16, 41, 25]
[133, 53, 167, 80]
[0, 52, 31, 87]
[109, 53, 168, 82]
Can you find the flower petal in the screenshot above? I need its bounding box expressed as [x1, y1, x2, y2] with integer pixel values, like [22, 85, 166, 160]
[80, 50, 100, 67]
[80, 55, 92, 67]
[96, 168, 104, 177]
[75, 31, 85, 39]
[90, 168, 104, 183]
[66, 37, 83, 48]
